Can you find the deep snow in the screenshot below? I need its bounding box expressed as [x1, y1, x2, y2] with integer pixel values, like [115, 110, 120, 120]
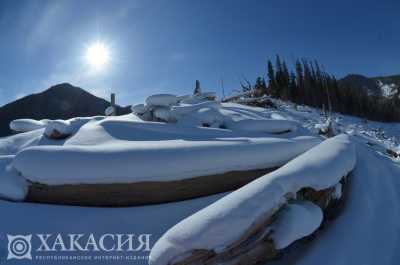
[10, 99, 320, 185]
[0, 92, 400, 265]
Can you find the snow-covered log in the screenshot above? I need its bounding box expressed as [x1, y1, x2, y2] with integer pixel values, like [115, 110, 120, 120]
[26, 167, 277, 206]
[9, 119, 47, 133]
[149, 134, 356, 265]
[44, 120, 73, 139]
[146, 94, 179, 107]
[222, 90, 256, 102]
[14, 136, 319, 185]
[16, 136, 320, 206]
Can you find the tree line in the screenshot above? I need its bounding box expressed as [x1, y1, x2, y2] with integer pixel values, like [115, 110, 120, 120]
[247, 55, 400, 122]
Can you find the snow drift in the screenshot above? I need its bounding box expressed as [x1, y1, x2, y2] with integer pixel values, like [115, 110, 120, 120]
[9, 119, 47, 133]
[0, 155, 27, 201]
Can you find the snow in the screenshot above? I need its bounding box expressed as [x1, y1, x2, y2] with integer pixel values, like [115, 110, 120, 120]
[332, 182, 342, 199]
[272, 201, 323, 249]
[153, 106, 175, 122]
[7, 98, 320, 185]
[294, 141, 400, 265]
[378, 80, 398, 98]
[105, 106, 115, 116]
[44, 119, 72, 137]
[132, 103, 147, 114]
[0, 155, 27, 201]
[13, 136, 319, 185]
[9, 118, 47, 133]
[43, 117, 104, 138]
[0, 192, 226, 265]
[149, 134, 356, 265]
[0, 129, 53, 155]
[145, 94, 179, 107]
[226, 118, 297, 133]
[3, 91, 400, 265]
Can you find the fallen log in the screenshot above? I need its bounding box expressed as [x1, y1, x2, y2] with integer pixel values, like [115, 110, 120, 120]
[168, 175, 349, 265]
[149, 134, 356, 265]
[25, 167, 277, 207]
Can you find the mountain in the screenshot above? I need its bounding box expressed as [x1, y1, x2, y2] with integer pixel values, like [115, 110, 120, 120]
[338, 74, 382, 96]
[371, 75, 400, 98]
[339, 74, 400, 99]
[0, 83, 131, 137]
[371, 74, 400, 86]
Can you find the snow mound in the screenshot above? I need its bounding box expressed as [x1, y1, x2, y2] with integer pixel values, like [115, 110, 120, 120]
[0, 156, 27, 201]
[10, 119, 47, 132]
[44, 119, 72, 137]
[131, 103, 147, 114]
[146, 94, 179, 107]
[6, 95, 316, 185]
[135, 92, 300, 134]
[272, 201, 323, 249]
[13, 136, 319, 185]
[149, 134, 356, 265]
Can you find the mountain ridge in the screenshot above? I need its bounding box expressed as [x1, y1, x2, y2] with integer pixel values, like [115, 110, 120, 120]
[0, 83, 131, 137]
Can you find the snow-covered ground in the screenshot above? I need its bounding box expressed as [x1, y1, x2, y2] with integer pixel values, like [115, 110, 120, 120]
[1, 92, 400, 264]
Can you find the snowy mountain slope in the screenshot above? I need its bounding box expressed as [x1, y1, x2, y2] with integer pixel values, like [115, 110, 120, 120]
[377, 80, 398, 98]
[373, 74, 400, 98]
[339, 74, 381, 96]
[274, 99, 400, 150]
[338, 74, 400, 98]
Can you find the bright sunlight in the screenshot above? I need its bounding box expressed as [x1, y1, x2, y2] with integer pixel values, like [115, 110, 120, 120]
[85, 41, 110, 71]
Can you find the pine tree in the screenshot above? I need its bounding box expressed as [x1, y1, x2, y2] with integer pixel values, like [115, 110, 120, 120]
[275, 55, 283, 97]
[254, 77, 267, 96]
[295, 59, 304, 104]
[267, 60, 276, 97]
[288, 71, 297, 101]
[281, 62, 290, 100]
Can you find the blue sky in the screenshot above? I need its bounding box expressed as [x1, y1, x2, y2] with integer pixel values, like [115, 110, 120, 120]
[0, 0, 399, 106]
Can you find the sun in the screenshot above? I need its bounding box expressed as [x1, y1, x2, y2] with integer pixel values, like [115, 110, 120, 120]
[85, 41, 110, 70]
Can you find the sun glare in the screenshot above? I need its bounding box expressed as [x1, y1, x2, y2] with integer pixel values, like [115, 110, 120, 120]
[85, 41, 110, 70]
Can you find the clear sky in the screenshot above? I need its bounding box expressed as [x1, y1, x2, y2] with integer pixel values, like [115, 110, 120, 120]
[0, 0, 399, 106]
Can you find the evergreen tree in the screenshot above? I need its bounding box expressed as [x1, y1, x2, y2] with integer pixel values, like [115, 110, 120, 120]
[259, 55, 400, 122]
[255, 77, 267, 96]
[275, 55, 283, 97]
[267, 60, 276, 97]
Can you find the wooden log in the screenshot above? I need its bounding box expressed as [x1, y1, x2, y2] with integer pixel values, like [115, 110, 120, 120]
[169, 174, 350, 265]
[46, 129, 70, 140]
[26, 167, 278, 207]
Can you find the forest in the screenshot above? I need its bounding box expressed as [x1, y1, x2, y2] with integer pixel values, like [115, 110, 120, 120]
[247, 55, 400, 122]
